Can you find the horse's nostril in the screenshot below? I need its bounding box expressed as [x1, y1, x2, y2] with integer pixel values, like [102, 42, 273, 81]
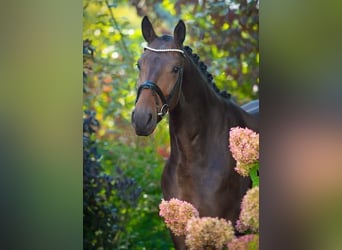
[147, 113, 152, 125]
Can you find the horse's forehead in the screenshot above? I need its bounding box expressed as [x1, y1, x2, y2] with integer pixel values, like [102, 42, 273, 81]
[142, 52, 178, 63]
[140, 38, 182, 65]
[150, 38, 175, 48]
[141, 51, 180, 65]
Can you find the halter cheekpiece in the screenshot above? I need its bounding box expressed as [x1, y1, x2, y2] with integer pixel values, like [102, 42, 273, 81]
[135, 45, 185, 121]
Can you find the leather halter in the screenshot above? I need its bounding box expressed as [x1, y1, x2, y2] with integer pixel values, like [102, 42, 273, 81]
[135, 46, 184, 120]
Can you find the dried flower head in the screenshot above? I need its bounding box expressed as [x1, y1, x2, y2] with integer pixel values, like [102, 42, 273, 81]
[159, 198, 199, 236]
[236, 186, 259, 233]
[227, 234, 259, 250]
[185, 217, 234, 250]
[229, 127, 259, 177]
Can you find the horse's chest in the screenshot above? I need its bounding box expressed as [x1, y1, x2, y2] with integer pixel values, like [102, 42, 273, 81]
[162, 158, 228, 202]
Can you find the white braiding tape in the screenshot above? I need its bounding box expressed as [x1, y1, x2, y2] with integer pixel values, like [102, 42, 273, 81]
[143, 46, 184, 55]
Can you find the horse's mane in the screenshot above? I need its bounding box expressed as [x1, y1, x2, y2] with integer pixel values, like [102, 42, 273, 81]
[183, 45, 231, 100]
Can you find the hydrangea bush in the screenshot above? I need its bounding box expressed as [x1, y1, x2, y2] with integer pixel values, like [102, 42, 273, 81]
[185, 217, 234, 249]
[236, 186, 259, 233]
[230, 127, 259, 249]
[159, 126, 260, 249]
[229, 127, 259, 186]
[227, 234, 259, 250]
[159, 198, 199, 236]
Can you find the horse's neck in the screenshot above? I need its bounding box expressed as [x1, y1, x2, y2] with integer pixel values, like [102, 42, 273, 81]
[169, 60, 217, 132]
[168, 60, 224, 157]
[168, 58, 258, 158]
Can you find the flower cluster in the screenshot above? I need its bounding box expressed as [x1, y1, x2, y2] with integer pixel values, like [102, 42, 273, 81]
[159, 198, 199, 236]
[229, 127, 259, 177]
[185, 217, 234, 250]
[236, 186, 259, 233]
[227, 234, 259, 250]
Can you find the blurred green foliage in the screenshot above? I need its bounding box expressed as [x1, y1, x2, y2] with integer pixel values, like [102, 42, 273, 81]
[83, 0, 258, 248]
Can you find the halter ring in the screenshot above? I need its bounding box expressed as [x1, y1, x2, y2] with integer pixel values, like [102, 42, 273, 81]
[157, 104, 169, 116]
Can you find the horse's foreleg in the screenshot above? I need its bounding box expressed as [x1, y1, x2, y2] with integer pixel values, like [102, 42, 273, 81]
[170, 232, 186, 250]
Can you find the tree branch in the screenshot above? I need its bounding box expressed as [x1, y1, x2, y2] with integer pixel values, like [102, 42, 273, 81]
[104, 0, 133, 63]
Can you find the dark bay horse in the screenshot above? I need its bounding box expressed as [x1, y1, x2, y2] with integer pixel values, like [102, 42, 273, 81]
[131, 16, 259, 249]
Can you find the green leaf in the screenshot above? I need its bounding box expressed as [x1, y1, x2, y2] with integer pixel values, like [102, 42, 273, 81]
[249, 162, 259, 187]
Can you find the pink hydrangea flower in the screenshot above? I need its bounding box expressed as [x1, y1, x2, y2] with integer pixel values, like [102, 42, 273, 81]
[159, 198, 199, 236]
[227, 234, 259, 250]
[229, 127, 259, 177]
[185, 217, 234, 250]
[236, 186, 259, 233]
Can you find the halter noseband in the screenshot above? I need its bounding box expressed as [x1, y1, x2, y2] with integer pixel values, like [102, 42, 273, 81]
[135, 46, 184, 120]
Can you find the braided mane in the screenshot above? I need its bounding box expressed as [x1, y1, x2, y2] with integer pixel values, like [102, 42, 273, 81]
[183, 45, 231, 100]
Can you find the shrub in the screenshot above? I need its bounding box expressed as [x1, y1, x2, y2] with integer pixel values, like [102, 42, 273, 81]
[83, 41, 141, 249]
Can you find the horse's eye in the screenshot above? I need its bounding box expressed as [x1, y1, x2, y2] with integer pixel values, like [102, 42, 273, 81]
[172, 66, 180, 73]
[136, 63, 141, 70]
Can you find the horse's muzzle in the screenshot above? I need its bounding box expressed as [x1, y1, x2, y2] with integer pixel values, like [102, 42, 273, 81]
[131, 109, 157, 136]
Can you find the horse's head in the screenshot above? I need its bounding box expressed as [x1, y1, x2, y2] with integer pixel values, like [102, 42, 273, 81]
[131, 16, 186, 136]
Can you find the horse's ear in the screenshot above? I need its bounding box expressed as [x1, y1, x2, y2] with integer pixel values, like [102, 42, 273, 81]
[173, 20, 186, 46]
[142, 16, 157, 44]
